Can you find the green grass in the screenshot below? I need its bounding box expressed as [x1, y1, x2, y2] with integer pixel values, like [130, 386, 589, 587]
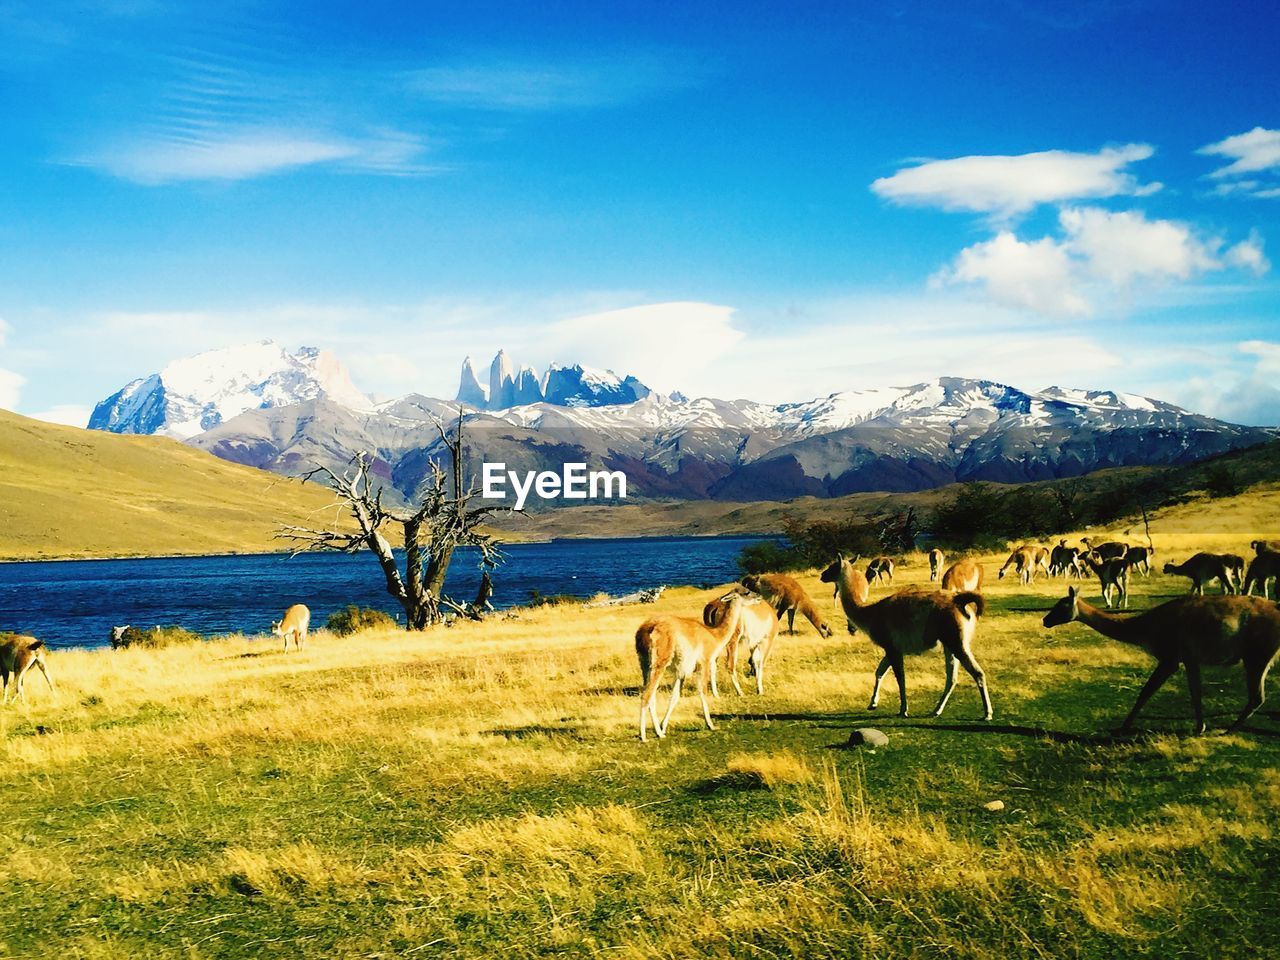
[0, 408, 351, 560]
[3, 498, 1280, 956]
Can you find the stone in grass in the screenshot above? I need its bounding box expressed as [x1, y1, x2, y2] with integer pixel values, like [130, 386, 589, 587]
[982, 800, 1006, 813]
[846, 728, 889, 748]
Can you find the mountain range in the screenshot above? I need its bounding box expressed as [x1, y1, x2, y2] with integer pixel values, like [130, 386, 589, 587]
[85, 341, 1274, 505]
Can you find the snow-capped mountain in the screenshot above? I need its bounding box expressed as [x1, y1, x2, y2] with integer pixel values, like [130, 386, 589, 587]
[88, 342, 1273, 504]
[88, 340, 372, 439]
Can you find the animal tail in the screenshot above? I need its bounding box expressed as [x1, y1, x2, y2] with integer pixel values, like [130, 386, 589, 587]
[952, 591, 984, 620]
[28, 639, 45, 652]
[634, 625, 654, 686]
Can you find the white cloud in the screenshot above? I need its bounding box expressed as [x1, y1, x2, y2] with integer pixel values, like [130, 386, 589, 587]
[1061, 207, 1219, 285]
[1199, 127, 1280, 199]
[80, 127, 432, 184]
[28, 404, 92, 427]
[1199, 127, 1280, 178]
[932, 231, 1089, 317]
[1175, 340, 1280, 426]
[0, 318, 24, 410]
[935, 208, 1268, 318]
[871, 144, 1157, 217]
[546, 302, 744, 393]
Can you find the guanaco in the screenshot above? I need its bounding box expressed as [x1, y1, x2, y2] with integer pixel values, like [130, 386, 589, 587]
[1244, 552, 1280, 600]
[866, 556, 895, 585]
[739, 573, 832, 637]
[1044, 586, 1280, 734]
[1082, 537, 1129, 562]
[1124, 544, 1155, 577]
[940, 558, 984, 593]
[271, 604, 311, 652]
[704, 591, 780, 696]
[820, 554, 992, 719]
[1050, 541, 1086, 579]
[998, 546, 1039, 585]
[1163, 553, 1241, 596]
[1084, 554, 1132, 609]
[1251, 539, 1280, 556]
[928, 549, 945, 582]
[636, 593, 745, 740]
[1, 635, 54, 705]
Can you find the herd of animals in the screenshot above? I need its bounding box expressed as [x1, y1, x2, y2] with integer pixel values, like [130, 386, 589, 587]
[634, 538, 1280, 741]
[4, 540, 1280, 744]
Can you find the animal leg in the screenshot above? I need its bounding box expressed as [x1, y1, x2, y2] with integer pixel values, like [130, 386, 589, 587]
[1228, 653, 1274, 733]
[786, 608, 796, 634]
[752, 646, 765, 696]
[658, 675, 684, 736]
[868, 654, 892, 709]
[1121, 659, 1180, 732]
[638, 654, 669, 741]
[1184, 660, 1205, 735]
[891, 652, 908, 717]
[697, 669, 716, 731]
[932, 651, 959, 717]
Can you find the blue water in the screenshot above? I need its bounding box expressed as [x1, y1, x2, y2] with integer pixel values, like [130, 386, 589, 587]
[0, 536, 768, 649]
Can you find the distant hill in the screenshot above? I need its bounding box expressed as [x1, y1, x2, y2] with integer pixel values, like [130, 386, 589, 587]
[0, 408, 349, 561]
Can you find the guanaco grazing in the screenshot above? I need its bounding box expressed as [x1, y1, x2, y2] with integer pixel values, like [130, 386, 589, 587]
[1043, 586, 1280, 734]
[1244, 552, 1280, 600]
[820, 554, 992, 719]
[271, 604, 311, 652]
[1082, 537, 1129, 561]
[1, 635, 54, 705]
[928, 549, 945, 582]
[1049, 540, 1083, 579]
[998, 546, 1040, 585]
[1163, 553, 1241, 596]
[636, 593, 745, 740]
[866, 556, 895, 585]
[739, 573, 832, 637]
[1084, 554, 1132, 609]
[940, 558, 984, 593]
[704, 591, 780, 695]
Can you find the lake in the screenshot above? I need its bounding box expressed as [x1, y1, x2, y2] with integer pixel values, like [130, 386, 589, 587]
[0, 536, 770, 649]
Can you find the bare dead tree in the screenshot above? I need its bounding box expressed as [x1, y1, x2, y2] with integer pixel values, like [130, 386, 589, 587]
[276, 409, 503, 629]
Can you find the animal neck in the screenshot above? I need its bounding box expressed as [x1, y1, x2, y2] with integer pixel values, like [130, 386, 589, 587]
[709, 598, 744, 646]
[1074, 598, 1144, 647]
[836, 566, 869, 619]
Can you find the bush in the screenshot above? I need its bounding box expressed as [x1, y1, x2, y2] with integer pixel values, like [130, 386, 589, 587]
[326, 605, 398, 636]
[110, 625, 203, 649]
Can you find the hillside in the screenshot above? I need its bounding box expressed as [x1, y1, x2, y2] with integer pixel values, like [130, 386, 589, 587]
[0, 409, 349, 561]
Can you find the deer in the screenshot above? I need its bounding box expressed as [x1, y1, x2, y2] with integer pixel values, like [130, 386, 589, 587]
[1043, 586, 1280, 735]
[866, 556, 895, 585]
[1243, 552, 1280, 600]
[928, 549, 945, 582]
[1082, 537, 1129, 562]
[1084, 554, 1132, 609]
[940, 558, 984, 593]
[998, 546, 1041, 585]
[739, 573, 832, 637]
[820, 554, 992, 720]
[704, 591, 780, 696]
[1163, 553, 1242, 596]
[1, 635, 55, 705]
[271, 604, 311, 652]
[636, 593, 745, 740]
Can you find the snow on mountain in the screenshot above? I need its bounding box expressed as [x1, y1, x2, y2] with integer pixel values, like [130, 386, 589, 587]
[88, 340, 372, 439]
[456, 351, 650, 410]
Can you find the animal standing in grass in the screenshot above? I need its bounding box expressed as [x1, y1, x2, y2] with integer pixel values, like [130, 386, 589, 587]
[703, 591, 780, 696]
[1049, 540, 1085, 579]
[928, 549, 945, 582]
[1044, 586, 1280, 735]
[1244, 552, 1280, 600]
[739, 573, 832, 637]
[1124, 544, 1155, 577]
[1, 634, 55, 704]
[636, 593, 745, 740]
[1163, 553, 1242, 595]
[1082, 537, 1129, 562]
[940, 558, 984, 593]
[271, 604, 311, 652]
[820, 554, 992, 720]
[998, 546, 1041, 585]
[1084, 554, 1133, 609]
[866, 556, 895, 585]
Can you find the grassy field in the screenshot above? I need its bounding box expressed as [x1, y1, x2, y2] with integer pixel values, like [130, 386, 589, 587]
[2, 486, 1279, 957]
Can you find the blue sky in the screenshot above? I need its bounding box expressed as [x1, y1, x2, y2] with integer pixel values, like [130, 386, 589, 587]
[1, 0, 1277, 424]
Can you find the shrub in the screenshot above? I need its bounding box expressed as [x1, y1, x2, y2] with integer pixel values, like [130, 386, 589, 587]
[326, 605, 398, 636]
[110, 625, 203, 649]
